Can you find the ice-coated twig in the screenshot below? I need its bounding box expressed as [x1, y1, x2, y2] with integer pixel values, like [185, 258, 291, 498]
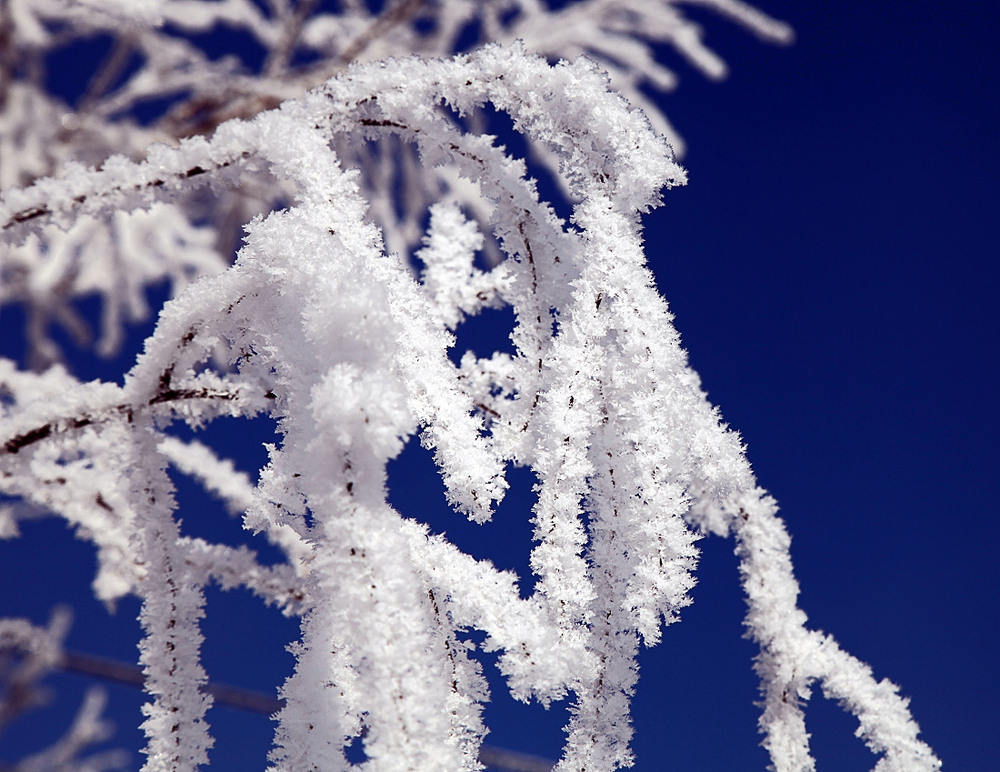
[0, 5, 937, 771]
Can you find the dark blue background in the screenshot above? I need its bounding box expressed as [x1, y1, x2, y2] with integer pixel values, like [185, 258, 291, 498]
[2, 1, 997, 770]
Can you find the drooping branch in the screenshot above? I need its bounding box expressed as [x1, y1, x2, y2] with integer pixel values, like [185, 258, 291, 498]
[0, 29, 940, 772]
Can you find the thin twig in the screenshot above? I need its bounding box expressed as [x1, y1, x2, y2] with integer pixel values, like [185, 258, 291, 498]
[57, 649, 556, 771]
[62, 650, 284, 715]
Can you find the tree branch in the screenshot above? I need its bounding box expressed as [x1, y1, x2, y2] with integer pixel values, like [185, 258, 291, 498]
[58, 650, 556, 771]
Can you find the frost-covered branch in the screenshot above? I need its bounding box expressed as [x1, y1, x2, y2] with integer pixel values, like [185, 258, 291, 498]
[1, 0, 790, 365]
[0, 611, 128, 772]
[0, 2, 938, 772]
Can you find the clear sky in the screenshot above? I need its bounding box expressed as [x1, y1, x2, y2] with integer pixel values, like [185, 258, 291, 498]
[632, 2, 998, 769]
[1, 1, 997, 771]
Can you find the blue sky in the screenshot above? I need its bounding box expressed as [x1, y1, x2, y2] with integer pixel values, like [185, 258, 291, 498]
[2, 1, 997, 770]
[633, 1, 998, 768]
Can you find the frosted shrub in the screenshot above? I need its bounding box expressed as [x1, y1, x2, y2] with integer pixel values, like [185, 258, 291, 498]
[0, 2, 938, 772]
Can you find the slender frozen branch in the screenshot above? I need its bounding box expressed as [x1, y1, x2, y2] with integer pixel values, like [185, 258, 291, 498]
[0, 6, 938, 771]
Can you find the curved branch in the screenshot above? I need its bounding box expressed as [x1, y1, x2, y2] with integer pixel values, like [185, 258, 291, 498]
[1, 381, 262, 456]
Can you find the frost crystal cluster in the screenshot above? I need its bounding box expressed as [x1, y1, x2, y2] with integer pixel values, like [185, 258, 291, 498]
[0, 2, 939, 772]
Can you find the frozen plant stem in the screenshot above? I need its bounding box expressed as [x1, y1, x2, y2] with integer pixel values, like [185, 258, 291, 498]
[0, 3, 936, 772]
